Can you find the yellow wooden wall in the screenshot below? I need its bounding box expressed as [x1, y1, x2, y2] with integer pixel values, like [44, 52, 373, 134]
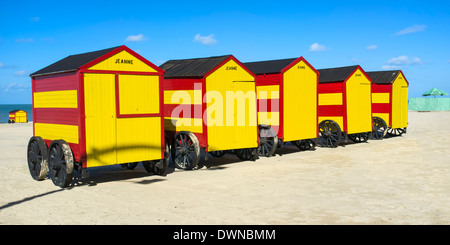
[283, 60, 318, 141]
[256, 85, 280, 127]
[318, 93, 344, 131]
[205, 59, 258, 151]
[84, 52, 163, 167]
[88, 50, 158, 73]
[164, 89, 203, 133]
[372, 92, 390, 127]
[118, 74, 160, 114]
[84, 73, 118, 167]
[392, 73, 408, 129]
[34, 90, 78, 108]
[34, 88, 79, 142]
[345, 68, 372, 134]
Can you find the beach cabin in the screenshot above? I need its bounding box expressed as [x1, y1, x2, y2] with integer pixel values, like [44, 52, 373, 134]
[366, 70, 409, 137]
[243, 57, 319, 156]
[8, 109, 27, 123]
[28, 45, 167, 187]
[317, 65, 373, 147]
[160, 55, 259, 169]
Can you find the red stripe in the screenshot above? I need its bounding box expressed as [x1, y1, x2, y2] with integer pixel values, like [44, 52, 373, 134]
[34, 108, 80, 125]
[80, 69, 161, 76]
[255, 73, 281, 86]
[34, 73, 78, 92]
[163, 104, 203, 118]
[371, 84, 392, 93]
[318, 82, 343, 93]
[43, 139, 81, 162]
[257, 99, 280, 113]
[372, 103, 391, 114]
[163, 79, 200, 90]
[318, 105, 344, 117]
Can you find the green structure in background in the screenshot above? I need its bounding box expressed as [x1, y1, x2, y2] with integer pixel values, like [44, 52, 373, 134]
[422, 87, 448, 98]
[409, 87, 450, 111]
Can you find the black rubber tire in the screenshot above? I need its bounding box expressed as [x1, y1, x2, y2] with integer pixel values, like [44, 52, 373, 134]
[387, 127, 405, 136]
[235, 147, 258, 161]
[143, 140, 170, 175]
[348, 132, 370, 143]
[258, 125, 278, 157]
[27, 136, 49, 181]
[48, 140, 74, 188]
[209, 151, 227, 157]
[171, 131, 200, 170]
[318, 120, 342, 148]
[121, 162, 138, 169]
[372, 117, 387, 140]
[293, 139, 316, 151]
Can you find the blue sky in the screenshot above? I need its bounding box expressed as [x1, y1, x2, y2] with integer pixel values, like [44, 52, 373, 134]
[1, 0, 449, 104]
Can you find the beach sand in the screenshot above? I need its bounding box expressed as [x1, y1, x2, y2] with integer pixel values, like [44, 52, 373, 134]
[0, 111, 449, 225]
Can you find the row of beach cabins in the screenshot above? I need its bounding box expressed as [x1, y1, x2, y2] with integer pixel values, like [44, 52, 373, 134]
[26, 45, 408, 187]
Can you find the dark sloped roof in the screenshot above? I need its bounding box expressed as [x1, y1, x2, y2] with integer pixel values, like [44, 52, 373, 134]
[9, 109, 26, 114]
[317, 65, 359, 83]
[243, 58, 297, 75]
[160, 55, 232, 78]
[30, 46, 121, 77]
[366, 70, 400, 84]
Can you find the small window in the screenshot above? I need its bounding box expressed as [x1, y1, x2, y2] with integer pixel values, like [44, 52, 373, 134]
[117, 74, 160, 117]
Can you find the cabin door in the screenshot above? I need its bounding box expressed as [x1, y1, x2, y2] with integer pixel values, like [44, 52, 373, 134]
[84, 73, 117, 167]
[84, 73, 162, 167]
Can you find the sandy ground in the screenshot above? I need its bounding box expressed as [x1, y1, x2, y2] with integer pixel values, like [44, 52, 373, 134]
[0, 111, 449, 225]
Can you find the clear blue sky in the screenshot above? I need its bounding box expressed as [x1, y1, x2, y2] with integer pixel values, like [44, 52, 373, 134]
[1, 0, 449, 104]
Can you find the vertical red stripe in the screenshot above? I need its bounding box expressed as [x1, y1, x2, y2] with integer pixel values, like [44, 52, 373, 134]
[159, 75, 165, 159]
[32, 78, 36, 138]
[278, 73, 284, 140]
[78, 72, 87, 167]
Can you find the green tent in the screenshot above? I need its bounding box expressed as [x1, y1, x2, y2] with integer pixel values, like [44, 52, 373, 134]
[422, 87, 448, 98]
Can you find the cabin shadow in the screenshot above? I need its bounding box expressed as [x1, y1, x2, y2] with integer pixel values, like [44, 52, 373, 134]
[71, 165, 167, 188]
[274, 142, 317, 156]
[72, 144, 170, 188]
[71, 144, 252, 187]
[194, 151, 254, 170]
[0, 189, 64, 211]
[383, 134, 405, 139]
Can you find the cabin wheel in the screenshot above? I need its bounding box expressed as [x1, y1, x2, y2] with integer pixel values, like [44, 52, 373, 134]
[235, 147, 258, 161]
[293, 139, 316, 151]
[372, 117, 387, 140]
[258, 125, 278, 157]
[348, 132, 369, 143]
[171, 131, 200, 170]
[387, 127, 405, 136]
[318, 120, 342, 148]
[143, 141, 169, 175]
[48, 140, 74, 188]
[209, 151, 227, 157]
[27, 136, 49, 181]
[121, 162, 138, 169]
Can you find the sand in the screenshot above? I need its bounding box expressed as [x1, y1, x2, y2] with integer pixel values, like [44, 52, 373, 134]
[0, 111, 449, 225]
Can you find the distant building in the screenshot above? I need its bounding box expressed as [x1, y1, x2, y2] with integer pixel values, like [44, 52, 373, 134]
[8, 109, 28, 123]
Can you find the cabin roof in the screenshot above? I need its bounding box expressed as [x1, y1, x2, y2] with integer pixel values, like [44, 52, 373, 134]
[243, 58, 297, 75]
[30, 46, 121, 77]
[317, 65, 359, 83]
[366, 70, 401, 84]
[159, 55, 232, 78]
